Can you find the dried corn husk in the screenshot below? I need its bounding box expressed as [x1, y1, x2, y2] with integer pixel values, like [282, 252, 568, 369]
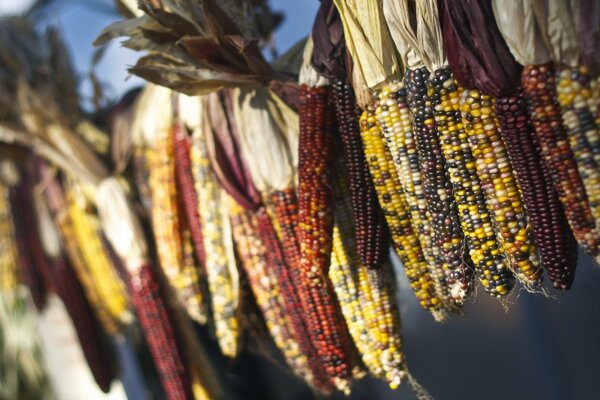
[530, 0, 579, 67]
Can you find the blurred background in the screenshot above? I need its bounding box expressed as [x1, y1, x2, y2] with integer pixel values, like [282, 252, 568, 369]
[1, 1, 600, 399]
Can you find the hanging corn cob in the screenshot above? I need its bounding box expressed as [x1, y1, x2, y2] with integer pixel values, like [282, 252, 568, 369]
[32, 171, 118, 393]
[96, 178, 198, 400]
[359, 109, 444, 318]
[185, 94, 240, 358]
[311, 0, 390, 271]
[42, 175, 119, 335]
[229, 198, 316, 386]
[0, 182, 19, 292]
[329, 163, 407, 389]
[458, 88, 542, 287]
[172, 121, 207, 278]
[66, 182, 132, 325]
[8, 173, 50, 309]
[296, 44, 358, 389]
[440, 0, 576, 290]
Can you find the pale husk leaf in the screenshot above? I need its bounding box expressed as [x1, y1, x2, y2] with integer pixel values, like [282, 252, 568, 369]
[492, 0, 551, 65]
[530, 0, 579, 66]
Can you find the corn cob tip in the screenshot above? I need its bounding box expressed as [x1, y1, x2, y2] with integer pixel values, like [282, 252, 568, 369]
[332, 377, 352, 395]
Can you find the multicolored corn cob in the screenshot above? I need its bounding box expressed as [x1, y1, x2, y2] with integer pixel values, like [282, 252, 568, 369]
[457, 85, 542, 287]
[296, 84, 356, 390]
[359, 109, 444, 318]
[423, 69, 514, 297]
[557, 67, 600, 227]
[128, 263, 194, 400]
[190, 129, 240, 358]
[329, 169, 406, 389]
[331, 79, 390, 270]
[148, 128, 205, 322]
[496, 93, 577, 289]
[254, 207, 332, 394]
[374, 82, 439, 292]
[521, 63, 600, 258]
[405, 67, 470, 307]
[229, 199, 315, 386]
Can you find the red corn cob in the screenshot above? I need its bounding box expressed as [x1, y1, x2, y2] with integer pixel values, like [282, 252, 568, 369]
[331, 78, 390, 270]
[50, 255, 117, 393]
[172, 122, 207, 271]
[521, 63, 600, 258]
[9, 182, 50, 310]
[128, 263, 193, 400]
[496, 93, 578, 289]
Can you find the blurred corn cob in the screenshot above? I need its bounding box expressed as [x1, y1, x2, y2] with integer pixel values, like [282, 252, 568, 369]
[148, 125, 206, 323]
[456, 85, 542, 287]
[190, 124, 240, 358]
[296, 83, 356, 390]
[521, 64, 600, 258]
[496, 93, 578, 289]
[66, 184, 132, 325]
[0, 183, 19, 291]
[254, 207, 332, 393]
[129, 263, 194, 400]
[229, 198, 315, 386]
[405, 67, 469, 309]
[422, 69, 515, 297]
[8, 177, 50, 309]
[172, 122, 207, 275]
[557, 67, 600, 227]
[329, 168, 407, 389]
[332, 79, 390, 270]
[359, 109, 445, 318]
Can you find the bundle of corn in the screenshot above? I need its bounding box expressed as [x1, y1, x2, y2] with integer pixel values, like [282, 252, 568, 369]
[493, 0, 600, 261]
[180, 94, 240, 358]
[232, 87, 334, 392]
[31, 168, 117, 393]
[332, 0, 447, 317]
[138, 86, 206, 324]
[203, 90, 321, 389]
[311, 0, 390, 271]
[440, 0, 576, 290]
[41, 173, 120, 335]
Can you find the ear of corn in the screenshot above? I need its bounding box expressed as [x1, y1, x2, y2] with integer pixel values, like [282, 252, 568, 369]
[452, 81, 542, 287]
[173, 122, 207, 275]
[331, 79, 390, 270]
[8, 182, 49, 309]
[374, 82, 439, 295]
[404, 67, 470, 309]
[496, 93, 578, 290]
[148, 126, 205, 323]
[296, 84, 357, 391]
[66, 185, 132, 325]
[329, 167, 407, 389]
[359, 108, 445, 318]
[423, 68, 515, 297]
[0, 184, 20, 291]
[128, 263, 194, 400]
[521, 63, 600, 258]
[254, 207, 332, 394]
[557, 67, 600, 228]
[228, 198, 316, 387]
[190, 128, 240, 358]
[50, 255, 118, 393]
